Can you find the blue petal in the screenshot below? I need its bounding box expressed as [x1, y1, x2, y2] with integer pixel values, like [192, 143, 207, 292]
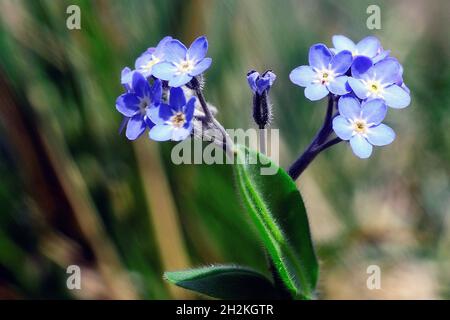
[383, 84, 411, 108]
[351, 56, 373, 79]
[169, 87, 187, 110]
[189, 57, 212, 76]
[304, 83, 329, 101]
[289, 65, 315, 87]
[126, 114, 146, 140]
[121, 67, 132, 78]
[163, 39, 187, 63]
[263, 71, 276, 87]
[121, 67, 133, 91]
[401, 83, 410, 94]
[154, 36, 173, 57]
[159, 103, 174, 121]
[361, 99, 387, 125]
[144, 115, 156, 129]
[372, 49, 390, 64]
[256, 77, 270, 94]
[150, 79, 162, 105]
[366, 124, 395, 146]
[394, 61, 404, 85]
[338, 94, 361, 119]
[146, 106, 161, 124]
[132, 72, 151, 98]
[152, 62, 177, 81]
[149, 124, 173, 141]
[145, 47, 156, 55]
[348, 77, 369, 99]
[309, 44, 332, 69]
[330, 51, 353, 74]
[147, 104, 172, 125]
[332, 35, 356, 53]
[327, 75, 350, 95]
[168, 73, 192, 87]
[356, 36, 381, 58]
[188, 36, 208, 62]
[157, 36, 173, 47]
[116, 93, 139, 117]
[247, 70, 259, 92]
[134, 52, 153, 78]
[184, 97, 196, 123]
[172, 126, 192, 141]
[135, 52, 152, 68]
[350, 135, 373, 158]
[371, 58, 401, 85]
[332, 115, 353, 140]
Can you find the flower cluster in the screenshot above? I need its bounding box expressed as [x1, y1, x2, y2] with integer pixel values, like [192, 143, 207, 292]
[289, 35, 411, 158]
[116, 36, 212, 141]
[116, 34, 410, 163]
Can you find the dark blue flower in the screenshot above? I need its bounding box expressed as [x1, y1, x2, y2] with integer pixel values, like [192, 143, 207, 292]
[348, 57, 411, 109]
[247, 70, 276, 95]
[152, 36, 212, 87]
[148, 87, 196, 141]
[116, 72, 162, 140]
[332, 95, 395, 158]
[290, 44, 352, 101]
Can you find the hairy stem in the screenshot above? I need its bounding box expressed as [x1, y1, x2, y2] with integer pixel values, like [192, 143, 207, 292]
[191, 77, 234, 157]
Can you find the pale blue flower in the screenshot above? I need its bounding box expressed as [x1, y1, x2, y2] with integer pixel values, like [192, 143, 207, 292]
[333, 95, 395, 158]
[348, 57, 411, 108]
[152, 36, 212, 87]
[290, 44, 352, 101]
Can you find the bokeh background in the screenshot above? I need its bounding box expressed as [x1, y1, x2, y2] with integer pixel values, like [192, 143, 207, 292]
[0, 0, 449, 299]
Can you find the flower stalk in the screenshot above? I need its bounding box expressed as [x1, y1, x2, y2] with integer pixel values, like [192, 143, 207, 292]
[287, 95, 342, 180]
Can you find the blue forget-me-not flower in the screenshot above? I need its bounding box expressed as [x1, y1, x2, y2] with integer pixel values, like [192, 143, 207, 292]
[148, 87, 196, 141]
[134, 36, 173, 79]
[348, 57, 411, 109]
[152, 36, 212, 87]
[332, 95, 395, 158]
[289, 44, 352, 101]
[116, 72, 162, 140]
[120, 37, 173, 87]
[116, 34, 409, 162]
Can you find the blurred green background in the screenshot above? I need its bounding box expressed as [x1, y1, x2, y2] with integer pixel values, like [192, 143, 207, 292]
[0, 0, 449, 299]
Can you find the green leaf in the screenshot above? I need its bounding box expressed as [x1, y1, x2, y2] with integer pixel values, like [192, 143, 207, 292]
[164, 265, 280, 299]
[234, 145, 318, 299]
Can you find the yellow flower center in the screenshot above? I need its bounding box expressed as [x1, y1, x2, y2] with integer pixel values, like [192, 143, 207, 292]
[141, 56, 160, 72]
[365, 79, 384, 97]
[175, 59, 195, 74]
[171, 112, 186, 128]
[316, 69, 335, 85]
[352, 119, 367, 135]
